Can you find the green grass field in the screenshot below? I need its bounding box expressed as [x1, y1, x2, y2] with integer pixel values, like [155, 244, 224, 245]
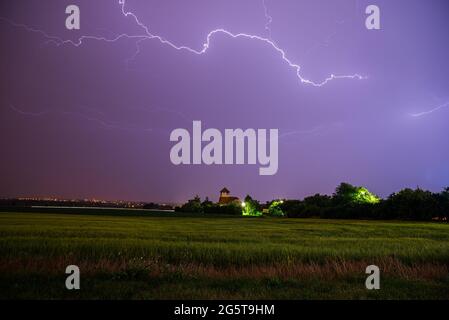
[1, 211, 449, 299]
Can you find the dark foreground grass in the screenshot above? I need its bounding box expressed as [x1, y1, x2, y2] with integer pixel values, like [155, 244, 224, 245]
[0, 211, 449, 299]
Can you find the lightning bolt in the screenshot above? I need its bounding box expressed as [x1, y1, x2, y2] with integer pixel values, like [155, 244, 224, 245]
[125, 37, 147, 71]
[62, 110, 153, 132]
[262, 0, 273, 39]
[410, 102, 449, 118]
[9, 104, 51, 117]
[7, 102, 193, 133]
[1, 0, 366, 87]
[8, 104, 155, 132]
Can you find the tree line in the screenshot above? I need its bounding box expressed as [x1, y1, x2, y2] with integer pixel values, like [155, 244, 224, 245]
[175, 183, 449, 221]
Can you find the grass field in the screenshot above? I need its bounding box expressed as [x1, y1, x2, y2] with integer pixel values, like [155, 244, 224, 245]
[1, 211, 449, 299]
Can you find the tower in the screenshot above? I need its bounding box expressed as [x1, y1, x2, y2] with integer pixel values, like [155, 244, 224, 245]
[220, 187, 230, 198]
[218, 187, 239, 205]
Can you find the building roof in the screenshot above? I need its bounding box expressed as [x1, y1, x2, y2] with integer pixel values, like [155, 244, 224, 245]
[218, 196, 240, 205]
[220, 187, 230, 193]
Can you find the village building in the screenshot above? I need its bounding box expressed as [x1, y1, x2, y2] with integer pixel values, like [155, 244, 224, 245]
[218, 187, 240, 205]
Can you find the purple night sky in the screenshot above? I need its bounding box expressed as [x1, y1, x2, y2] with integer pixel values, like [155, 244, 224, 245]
[0, 0, 448, 203]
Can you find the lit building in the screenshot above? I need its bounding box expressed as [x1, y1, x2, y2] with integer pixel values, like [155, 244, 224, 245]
[218, 187, 240, 205]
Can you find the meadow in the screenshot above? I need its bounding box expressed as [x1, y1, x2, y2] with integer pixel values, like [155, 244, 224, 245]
[0, 210, 449, 299]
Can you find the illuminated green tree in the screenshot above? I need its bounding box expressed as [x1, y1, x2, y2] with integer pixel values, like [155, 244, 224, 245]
[334, 182, 379, 205]
[242, 195, 262, 216]
[268, 200, 285, 217]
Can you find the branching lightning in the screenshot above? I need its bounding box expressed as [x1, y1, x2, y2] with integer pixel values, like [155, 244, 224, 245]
[118, 0, 367, 87]
[9, 104, 50, 117]
[410, 102, 449, 118]
[8, 104, 154, 132]
[1, 0, 366, 87]
[262, 0, 273, 39]
[8, 102, 195, 134]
